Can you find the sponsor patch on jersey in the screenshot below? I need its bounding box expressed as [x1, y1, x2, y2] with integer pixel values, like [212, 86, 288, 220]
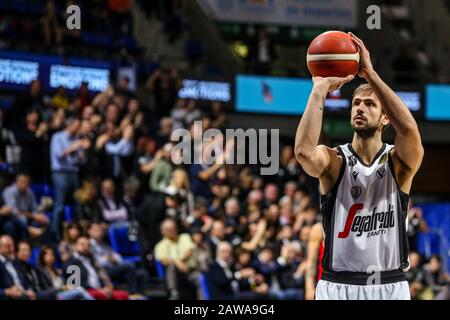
[352, 171, 359, 181]
[376, 167, 386, 179]
[350, 186, 361, 200]
[378, 153, 388, 164]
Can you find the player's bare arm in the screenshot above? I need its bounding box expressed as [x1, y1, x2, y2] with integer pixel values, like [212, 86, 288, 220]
[305, 223, 324, 300]
[350, 33, 424, 193]
[294, 75, 353, 194]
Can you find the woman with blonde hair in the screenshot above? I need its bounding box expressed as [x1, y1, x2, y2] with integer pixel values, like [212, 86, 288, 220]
[164, 168, 194, 223]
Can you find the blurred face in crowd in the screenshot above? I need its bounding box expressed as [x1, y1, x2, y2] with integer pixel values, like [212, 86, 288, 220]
[351, 87, 389, 138]
[172, 169, 188, 189]
[161, 219, 178, 241]
[266, 204, 280, 221]
[281, 243, 296, 262]
[42, 247, 56, 267]
[16, 174, 30, 193]
[162, 143, 174, 160]
[409, 252, 421, 269]
[217, 242, 232, 265]
[0, 235, 15, 260]
[106, 104, 120, 124]
[80, 120, 93, 136]
[247, 190, 263, 205]
[211, 220, 225, 240]
[303, 207, 317, 224]
[127, 99, 139, 114]
[89, 223, 104, 241]
[248, 210, 261, 223]
[259, 248, 274, 264]
[278, 225, 293, 240]
[101, 179, 115, 198]
[429, 256, 441, 273]
[225, 198, 240, 217]
[26, 110, 39, 128]
[17, 242, 31, 262]
[30, 80, 42, 97]
[82, 105, 95, 120]
[284, 182, 298, 198]
[251, 178, 263, 191]
[264, 184, 278, 203]
[192, 232, 204, 246]
[66, 118, 81, 135]
[237, 250, 251, 267]
[281, 146, 294, 164]
[160, 117, 173, 135]
[118, 78, 130, 91]
[211, 101, 222, 116]
[67, 224, 81, 242]
[75, 237, 90, 256]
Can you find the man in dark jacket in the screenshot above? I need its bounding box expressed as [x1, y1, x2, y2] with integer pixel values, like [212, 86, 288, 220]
[0, 235, 35, 300]
[206, 241, 268, 300]
[62, 236, 128, 300]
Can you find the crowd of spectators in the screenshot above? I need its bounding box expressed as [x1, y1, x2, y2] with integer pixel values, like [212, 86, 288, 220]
[0, 58, 449, 300]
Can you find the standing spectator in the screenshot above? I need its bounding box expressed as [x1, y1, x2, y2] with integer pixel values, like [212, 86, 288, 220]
[150, 143, 174, 193]
[249, 28, 277, 75]
[2, 174, 49, 241]
[17, 110, 49, 183]
[97, 179, 129, 226]
[145, 68, 182, 118]
[50, 117, 90, 239]
[74, 180, 102, 226]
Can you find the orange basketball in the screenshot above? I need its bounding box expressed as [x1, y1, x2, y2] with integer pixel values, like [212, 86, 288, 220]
[307, 31, 360, 78]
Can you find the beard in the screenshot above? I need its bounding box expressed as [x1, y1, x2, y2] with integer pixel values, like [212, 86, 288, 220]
[351, 122, 379, 139]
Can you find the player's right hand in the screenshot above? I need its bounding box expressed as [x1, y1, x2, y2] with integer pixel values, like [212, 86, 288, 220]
[313, 75, 354, 93]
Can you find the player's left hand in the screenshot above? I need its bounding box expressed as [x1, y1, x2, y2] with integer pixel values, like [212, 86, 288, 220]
[349, 32, 374, 79]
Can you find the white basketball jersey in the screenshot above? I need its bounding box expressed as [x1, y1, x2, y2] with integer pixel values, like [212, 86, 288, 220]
[320, 143, 410, 273]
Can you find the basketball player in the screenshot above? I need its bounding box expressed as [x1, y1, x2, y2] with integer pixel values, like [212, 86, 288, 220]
[295, 33, 424, 300]
[305, 222, 324, 300]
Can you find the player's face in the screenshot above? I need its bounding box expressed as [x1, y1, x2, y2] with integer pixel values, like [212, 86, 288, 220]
[351, 92, 389, 138]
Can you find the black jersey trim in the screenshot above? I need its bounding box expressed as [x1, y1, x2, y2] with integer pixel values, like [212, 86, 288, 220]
[347, 143, 387, 168]
[321, 269, 406, 285]
[320, 146, 346, 271]
[388, 151, 411, 270]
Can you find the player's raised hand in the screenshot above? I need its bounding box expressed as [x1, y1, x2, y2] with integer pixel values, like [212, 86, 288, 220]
[348, 32, 374, 79]
[313, 75, 354, 93]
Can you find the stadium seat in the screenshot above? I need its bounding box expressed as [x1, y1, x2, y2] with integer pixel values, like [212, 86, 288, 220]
[108, 225, 141, 263]
[154, 260, 165, 278]
[31, 183, 54, 202]
[198, 273, 211, 300]
[64, 205, 75, 222]
[28, 247, 40, 267]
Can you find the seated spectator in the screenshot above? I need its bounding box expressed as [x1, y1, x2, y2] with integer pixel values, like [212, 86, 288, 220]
[88, 223, 147, 295]
[38, 245, 93, 300]
[423, 255, 449, 298]
[207, 220, 228, 258]
[59, 222, 83, 262]
[63, 236, 129, 300]
[0, 235, 35, 300]
[191, 228, 213, 273]
[74, 180, 102, 227]
[271, 242, 306, 300]
[154, 218, 198, 299]
[97, 179, 129, 226]
[16, 240, 56, 300]
[2, 173, 49, 241]
[206, 241, 268, 300]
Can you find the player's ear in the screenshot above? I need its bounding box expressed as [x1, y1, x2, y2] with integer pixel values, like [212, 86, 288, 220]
[381, 113, 390, 131]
